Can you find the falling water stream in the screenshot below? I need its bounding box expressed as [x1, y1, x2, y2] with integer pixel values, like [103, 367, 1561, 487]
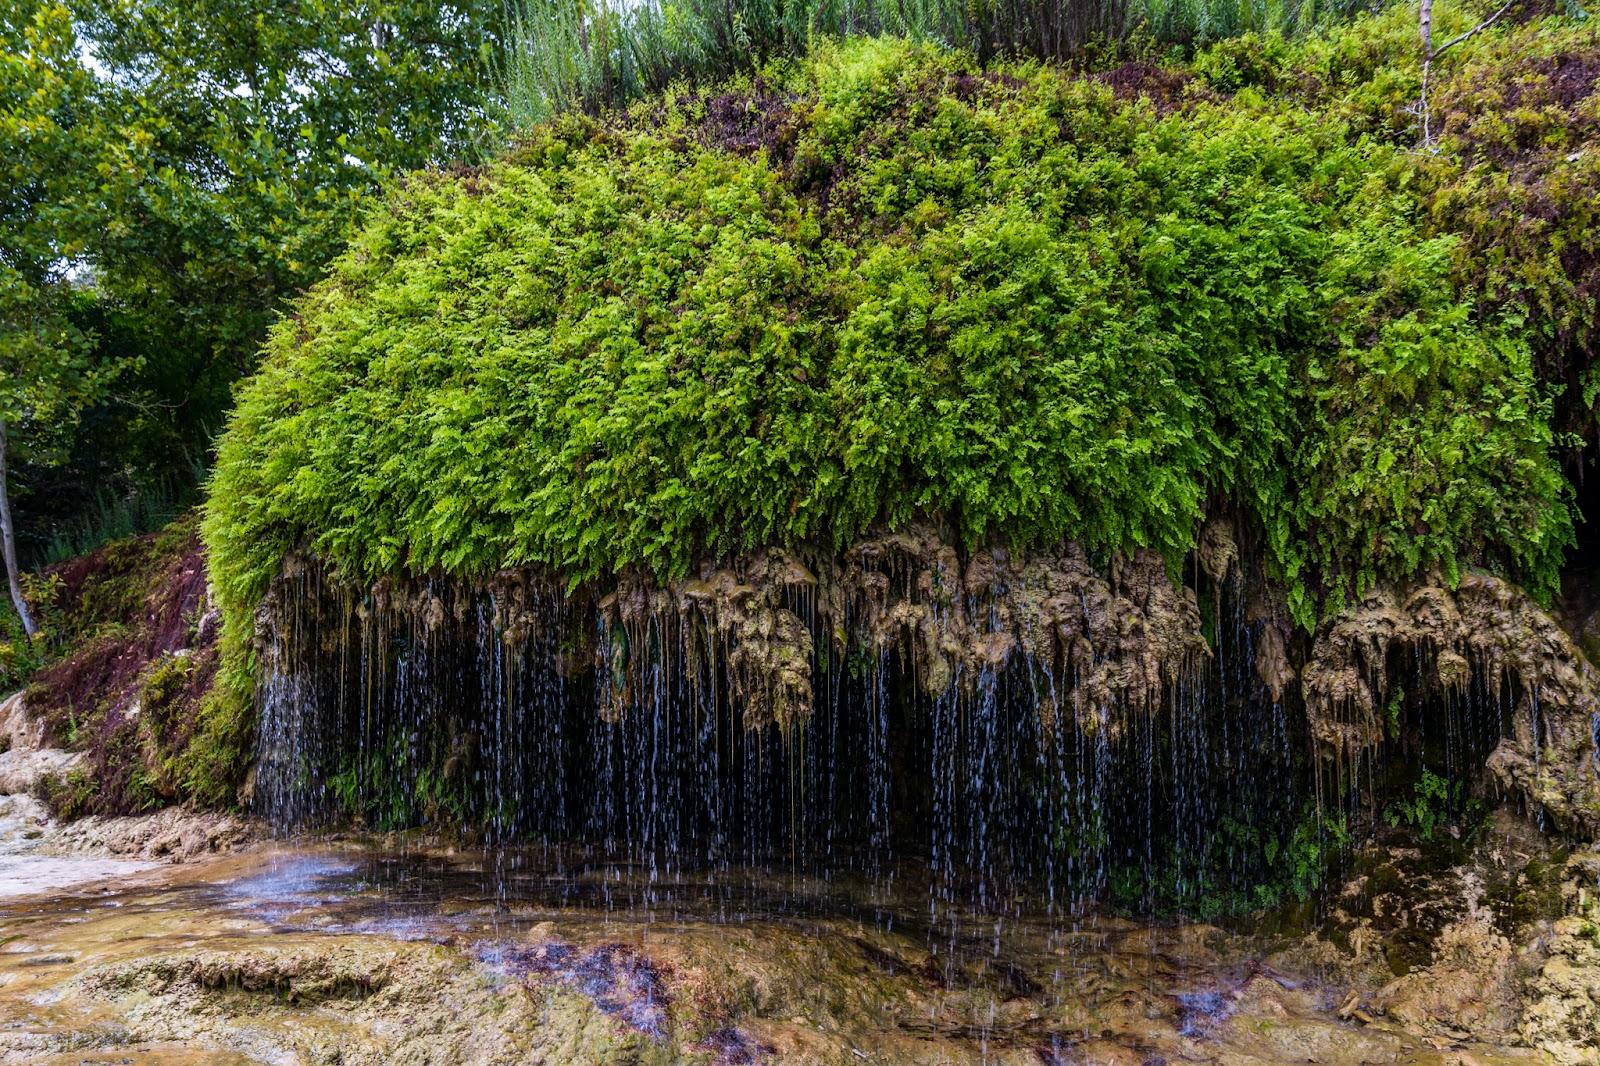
[253, 558, 1514, 922]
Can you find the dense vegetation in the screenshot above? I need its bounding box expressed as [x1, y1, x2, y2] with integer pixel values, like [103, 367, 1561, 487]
[1, 0, 502, 566]
[3, 0, 1596, 832]
[499, 0, 1340, 124]
[19, 513, 244, 814]
[0, 0, 1356, 577]
[208, 4, 1596, 672]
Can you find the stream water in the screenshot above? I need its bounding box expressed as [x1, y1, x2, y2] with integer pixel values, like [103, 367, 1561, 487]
[0, 795, 158, 899]
[0, 836, 1548, 1064]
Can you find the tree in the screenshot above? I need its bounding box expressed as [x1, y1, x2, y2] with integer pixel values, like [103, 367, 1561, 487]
[0, 297, 118, 636]
[71, 0, 506, 467]
[0, 3, 130, 633]
[2, 0, 505, 569]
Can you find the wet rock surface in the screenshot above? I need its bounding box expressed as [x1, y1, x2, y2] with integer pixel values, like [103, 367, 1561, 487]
[55, 533, 1600, 1063]
[0, 692, 80, 797]
[1303, 574, 1600, 833]
[0, 840, 1578, 1066]
[272, 523, 1211, 737]
[0, 691, 257, 892]
[1281, 809, 1600, 1063]
[45, 804, 256, 863]
[584, 524, 1212, 733]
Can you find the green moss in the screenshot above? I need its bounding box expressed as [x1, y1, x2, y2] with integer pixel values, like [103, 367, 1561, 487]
[206, 10, 1591, 665]
[176, 662, 253, 808]
[32, 767, 96, 821]
[139, 653, 192, 710]
[1504, 853, 1570, 931]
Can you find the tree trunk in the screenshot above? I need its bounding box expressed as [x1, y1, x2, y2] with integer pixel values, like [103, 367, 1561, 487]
[1419, 0, 1435, 145]
[0, 419, 37, 639]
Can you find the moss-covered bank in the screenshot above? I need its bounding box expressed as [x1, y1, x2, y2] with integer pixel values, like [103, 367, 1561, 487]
[20, 514, 248, 815]
[208, 6, 1597, 645]
[197, 4, 1600, 844]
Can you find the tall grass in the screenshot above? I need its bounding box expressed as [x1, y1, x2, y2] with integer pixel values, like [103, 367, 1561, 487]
[499, 0, 1359, 124]
[500, 0, 1127, 124]
[1143, 0, 1355, 46]
[36, 456, 208, 567]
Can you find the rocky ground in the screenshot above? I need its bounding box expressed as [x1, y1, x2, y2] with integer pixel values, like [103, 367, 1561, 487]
[0, 855, 1529, 1065]
[1, 690, 1597, 1064]
[0, 822, 1592, 1066]
[0, 688, 254, 877]
[1303, 808, 1600, 1064]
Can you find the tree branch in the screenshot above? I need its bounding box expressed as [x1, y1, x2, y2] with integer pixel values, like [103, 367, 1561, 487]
[1432, 0, 1516, 62]
[1416, 0, 1516, 149]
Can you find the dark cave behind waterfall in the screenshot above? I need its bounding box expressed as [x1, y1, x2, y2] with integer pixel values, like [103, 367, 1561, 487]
[252, 535, 1533, 918]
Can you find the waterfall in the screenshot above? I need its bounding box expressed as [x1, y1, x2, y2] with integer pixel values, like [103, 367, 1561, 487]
[250, 536, 1550, 916]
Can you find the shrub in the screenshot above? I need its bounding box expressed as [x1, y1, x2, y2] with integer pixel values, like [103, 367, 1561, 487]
[208, 16, 1589, 666]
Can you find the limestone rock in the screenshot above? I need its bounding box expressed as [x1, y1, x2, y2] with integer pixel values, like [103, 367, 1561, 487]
[0, 691, 83, 796]
[1304, 574, 1600, 832]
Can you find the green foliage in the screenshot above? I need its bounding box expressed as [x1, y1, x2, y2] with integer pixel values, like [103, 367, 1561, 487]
[0, 601, 48, 691]
[1278, 806, 1352, 900]
[1215, 806, 1350, 915]
[71, 0, 505, 391]
[1109, 804, 1351, 918]
[1384, 686, 1403, 741]
[39, 457, 208, 566]
[328, 746, 417, 831]
[176, 666, 253, 808]
[327, 732, 478, 831]
[1196, 6, 1600, 434]
[209, 23, 1580, 655]
[32, 766, 95, 820]
[0, 4, 131, 502]
[1385, 768, 1463, 841]
[1, 0, 506, 561]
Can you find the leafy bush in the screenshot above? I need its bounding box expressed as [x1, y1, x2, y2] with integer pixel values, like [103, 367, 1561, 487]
[208, 16, 1588, 671]
[1385, 768, 1467, 841]
[31, 766, 95, 820]
[1108, 805, 1350, 917]
[0, 596, 49, 692]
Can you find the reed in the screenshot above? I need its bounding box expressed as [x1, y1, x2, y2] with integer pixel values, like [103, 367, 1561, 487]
[497, 0, 1366, 124]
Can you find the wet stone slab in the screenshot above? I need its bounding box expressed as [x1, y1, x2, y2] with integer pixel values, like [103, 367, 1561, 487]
[0, 841, 1560, 1065]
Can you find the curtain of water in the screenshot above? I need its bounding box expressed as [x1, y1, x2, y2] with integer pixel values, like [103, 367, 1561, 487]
[252, 561, 1518, 915]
